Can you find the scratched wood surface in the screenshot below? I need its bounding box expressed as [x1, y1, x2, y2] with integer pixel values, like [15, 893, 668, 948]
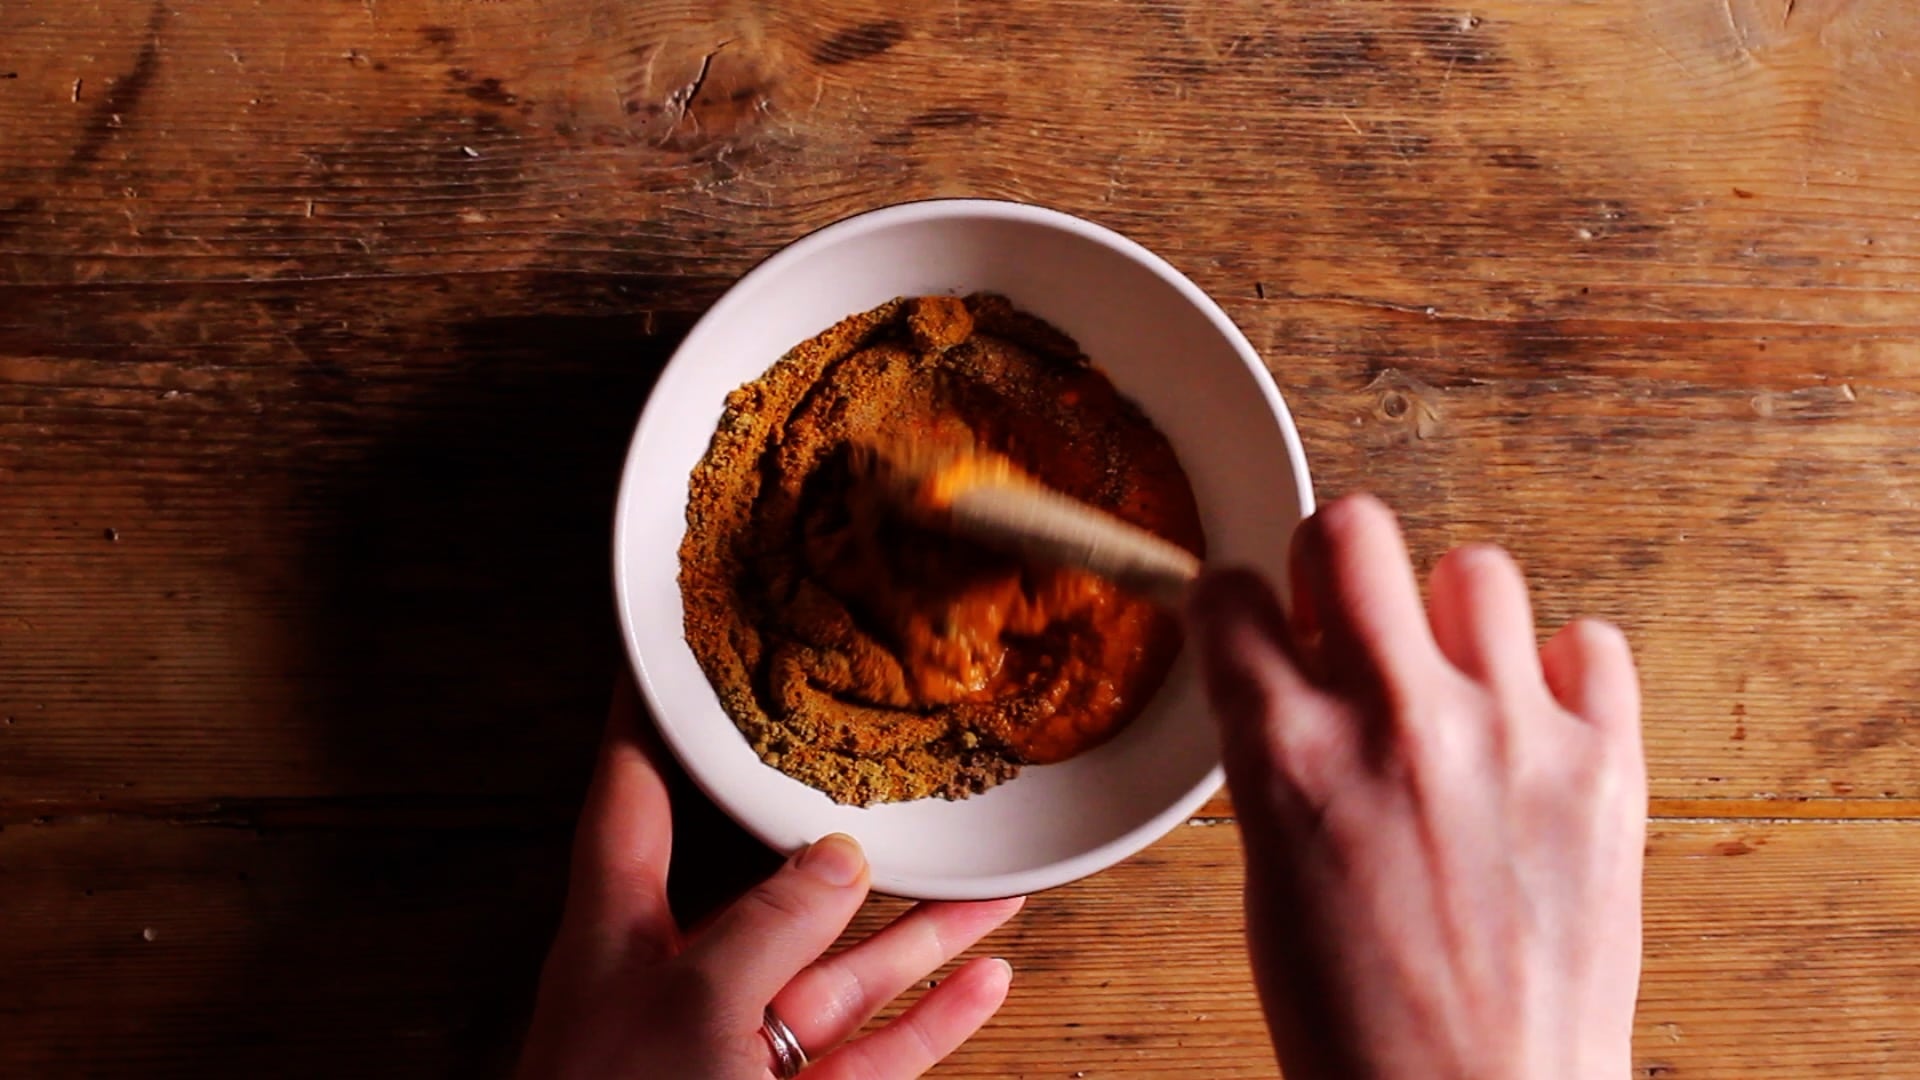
[3, 0, 1919, 1075]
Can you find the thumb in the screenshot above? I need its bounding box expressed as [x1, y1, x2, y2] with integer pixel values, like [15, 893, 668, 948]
[1187, 568, 1341, 802]
[675, 833, 871, 1009]
[561, 678, 676, 962]
[1188, 567, 1316, 735]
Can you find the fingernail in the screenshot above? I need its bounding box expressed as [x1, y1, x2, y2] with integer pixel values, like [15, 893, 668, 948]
[798, 832, 864, 887]
[990, 957, 1014, 982]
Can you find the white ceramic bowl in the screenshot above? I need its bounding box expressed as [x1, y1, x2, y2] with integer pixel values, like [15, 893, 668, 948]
[613, 200, 1313, 900]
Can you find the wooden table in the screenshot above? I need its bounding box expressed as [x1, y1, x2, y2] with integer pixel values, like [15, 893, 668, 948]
[5, 0, 1919, 1075]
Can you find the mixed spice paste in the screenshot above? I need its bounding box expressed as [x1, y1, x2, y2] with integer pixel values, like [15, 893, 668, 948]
[679, 295, 1205, 805]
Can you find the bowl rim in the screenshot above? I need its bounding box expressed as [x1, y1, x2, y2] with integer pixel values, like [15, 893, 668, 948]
[612, 197, 1316, 898]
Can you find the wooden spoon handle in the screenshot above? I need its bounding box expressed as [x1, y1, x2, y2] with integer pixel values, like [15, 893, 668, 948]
[946, 482, 1201, 609]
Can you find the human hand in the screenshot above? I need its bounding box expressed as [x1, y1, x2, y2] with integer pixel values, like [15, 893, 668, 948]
[1187, 495, 1645, 1080]
[517, 682, 1023, 1080]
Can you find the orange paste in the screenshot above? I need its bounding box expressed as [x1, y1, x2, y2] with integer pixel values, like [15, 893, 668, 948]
[678, 295, 1205, 805]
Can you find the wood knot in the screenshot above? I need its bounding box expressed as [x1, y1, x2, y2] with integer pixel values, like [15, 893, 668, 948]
[1363, 369, 1445, 443]
[638, 41, 777, 158]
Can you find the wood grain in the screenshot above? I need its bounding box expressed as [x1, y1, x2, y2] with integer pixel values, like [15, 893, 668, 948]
[5, 0, 1920, 1073]
[0, 815, 567, 1078]
[4, 0, 1920, 803]
[1, 275, 680, 804]
[6, 815, 1918, 1078]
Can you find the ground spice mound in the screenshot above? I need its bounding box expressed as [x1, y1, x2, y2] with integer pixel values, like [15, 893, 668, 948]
[679, 295, 1205, 806]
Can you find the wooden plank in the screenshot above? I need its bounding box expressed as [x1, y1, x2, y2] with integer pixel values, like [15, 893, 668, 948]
[0, 0, 1916, 306]
[0, 275, 692, 804]
[4, 814, 1918, 1077]
[5, 1, 1919, 1076]
[890, 818, 1920, 1078]
[2, 1, 1919, 805]
[0, 815, 569, 1078]
[6, 270, 1920, 803]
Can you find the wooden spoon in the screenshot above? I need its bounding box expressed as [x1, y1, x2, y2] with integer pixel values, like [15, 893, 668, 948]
[860, 439, 1202, 609]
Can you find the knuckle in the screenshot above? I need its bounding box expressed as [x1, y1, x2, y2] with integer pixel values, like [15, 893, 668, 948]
[742, 875, 816, 926]
[1522, 726, 1615, 797]
[1389, 681, 1484, 764]
[914, 910, 957, 966]
[1594, 720, 1648, 775]
[898, 1010, 944, 1063]
[829, 1043, 893, 1080]
[1273, 712, 1353, 793]
[1549, 742, 1602, 791]
[789, 961, 862, 1033]
[1404, 716, 1474, 776]
[838, 956, 882, 1023]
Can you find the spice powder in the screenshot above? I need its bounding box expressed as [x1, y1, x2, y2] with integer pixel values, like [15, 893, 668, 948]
[678, 295, 1205, 806]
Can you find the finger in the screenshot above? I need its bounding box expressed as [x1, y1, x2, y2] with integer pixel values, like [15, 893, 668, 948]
[774, 897, 1024, 1053]
[1540, 618, 1642, 733]
[1188, 568, 1346, 795]
[806, 956, 1013, 1080]
[1189, 566, 1315, 700]
[1292, 494, 1443, 694]
[563, 677, 676, 961]
[677, 833, 871, 1008]
[1426, 543, 1545, 690]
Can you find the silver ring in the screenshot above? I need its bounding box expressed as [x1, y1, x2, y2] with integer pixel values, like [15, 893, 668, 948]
[761, 1005, 809, 1078]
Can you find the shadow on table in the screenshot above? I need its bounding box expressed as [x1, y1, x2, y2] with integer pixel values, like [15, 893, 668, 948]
[190, 270, 780, 1076]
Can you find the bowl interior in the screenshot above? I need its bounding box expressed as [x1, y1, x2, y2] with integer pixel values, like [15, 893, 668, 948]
[614, 202, 1311, 899]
